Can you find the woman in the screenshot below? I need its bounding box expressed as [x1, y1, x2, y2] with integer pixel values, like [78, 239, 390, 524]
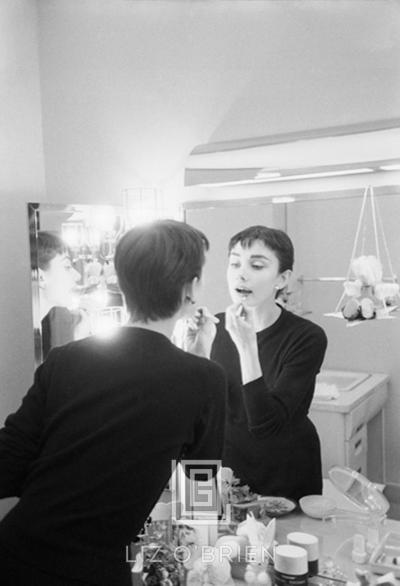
[185, 225, 327, 501]
[0, 219, 226, 586]
[35, 231, 86, 360]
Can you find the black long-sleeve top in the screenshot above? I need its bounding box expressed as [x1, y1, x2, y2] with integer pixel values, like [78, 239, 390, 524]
[211, 307, 327, 501]
[0, 327, 226, 586]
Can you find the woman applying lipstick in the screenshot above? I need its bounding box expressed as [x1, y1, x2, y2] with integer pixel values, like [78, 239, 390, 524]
[184, 225, 327, 501]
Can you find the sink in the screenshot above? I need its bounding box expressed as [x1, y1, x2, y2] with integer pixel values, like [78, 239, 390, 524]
[316, 370, 370, 392]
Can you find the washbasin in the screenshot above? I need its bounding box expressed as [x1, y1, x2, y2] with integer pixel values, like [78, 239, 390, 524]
[316, 370, 370, 393]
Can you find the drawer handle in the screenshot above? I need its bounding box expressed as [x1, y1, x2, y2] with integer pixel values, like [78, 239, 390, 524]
[355, 439, 362, 450]
[355, 424, 364, 434]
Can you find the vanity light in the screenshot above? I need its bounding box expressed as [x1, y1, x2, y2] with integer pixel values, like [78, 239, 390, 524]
[253, 167, 374, 183]
[61, 222, 85, 249]
[379, 164, 400, 171]
[122, 187, 175, 228]
[272, 196, 295, 204]
[195, 167, 374, 188]
[254, 171, 282, 180]
[190, 178, 262, 187]
[89, 206, 116, 233]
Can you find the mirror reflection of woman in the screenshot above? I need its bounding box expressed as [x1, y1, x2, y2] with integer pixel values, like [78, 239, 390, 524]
[183, 225, 327, 501]
[36, 231, 88, 360]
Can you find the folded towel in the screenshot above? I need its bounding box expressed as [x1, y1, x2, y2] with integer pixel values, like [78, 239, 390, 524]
[314, 382, 340, 401]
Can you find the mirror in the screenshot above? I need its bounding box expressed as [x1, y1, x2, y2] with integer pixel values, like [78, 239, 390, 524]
[29, 203, 127, 366]
[183, 185, 400, 318]
[183, 180, 400, 497]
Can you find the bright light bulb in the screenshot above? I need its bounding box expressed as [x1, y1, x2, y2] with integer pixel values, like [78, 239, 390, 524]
[94, 315, 119, 338]
[62, 223, 84, 248]
[89, 206, 116, 232]
[379, 163, 400, 171]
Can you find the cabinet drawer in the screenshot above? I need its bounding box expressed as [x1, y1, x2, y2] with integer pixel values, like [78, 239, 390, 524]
[345, 425, 367, 475]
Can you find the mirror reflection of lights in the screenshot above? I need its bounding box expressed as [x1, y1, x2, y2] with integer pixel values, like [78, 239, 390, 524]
[93, 316, 119, 338]
[61, 222, 85, 248]
[91, 307, 127, 339]
[122, 187, 181, 228]
[272, 196, 296, 204]
[86, 227, 102, 249]
[126, 208, 156, 226]
[69, 294, 81, 312]
[85, 206, 116, 233]
[90, 288, 109, 308]
[379, 163, 400, 171]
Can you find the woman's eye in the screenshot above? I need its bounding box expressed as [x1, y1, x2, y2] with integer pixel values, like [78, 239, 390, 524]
[251, 264, 264, 270]
[229, 262, 240, 268]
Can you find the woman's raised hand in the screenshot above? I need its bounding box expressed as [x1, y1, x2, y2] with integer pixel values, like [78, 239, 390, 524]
[225, 303, 262, 384]
[172, 307, 219, 358]
[225, 303, 257, 352]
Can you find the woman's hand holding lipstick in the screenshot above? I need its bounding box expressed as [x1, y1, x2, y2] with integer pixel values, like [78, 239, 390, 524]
[225, 302, 257, 351]
[225, 303, 262, 384]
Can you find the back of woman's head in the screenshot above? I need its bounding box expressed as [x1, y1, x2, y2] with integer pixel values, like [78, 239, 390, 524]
[228, 225, 294, 272]
[114, 219, 209, 322]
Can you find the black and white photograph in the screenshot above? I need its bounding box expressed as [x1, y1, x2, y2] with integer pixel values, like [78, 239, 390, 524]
[1, 1, 400, 585]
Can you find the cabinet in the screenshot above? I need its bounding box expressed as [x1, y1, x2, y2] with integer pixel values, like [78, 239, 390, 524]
[309, 372, 388, 482]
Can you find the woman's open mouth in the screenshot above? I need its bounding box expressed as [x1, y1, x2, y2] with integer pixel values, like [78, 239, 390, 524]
[235, 287, 252, 298]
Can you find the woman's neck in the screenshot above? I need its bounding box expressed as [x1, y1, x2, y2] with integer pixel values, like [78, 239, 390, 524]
[39, 292, 52, 321]
[127, 316, 177, 339]
[252, 301, 282, 332]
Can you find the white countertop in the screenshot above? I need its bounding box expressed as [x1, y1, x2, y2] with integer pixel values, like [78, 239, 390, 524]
[311, 372, 389, 413]
[231, 480, 398, 584]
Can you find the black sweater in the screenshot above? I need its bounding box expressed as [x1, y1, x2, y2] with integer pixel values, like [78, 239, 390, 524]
[0, 327, 226, 585]
[211, 308, 327, 500]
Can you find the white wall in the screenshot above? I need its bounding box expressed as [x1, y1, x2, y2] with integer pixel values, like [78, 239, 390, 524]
[208, 1, 400, 142]
[36, 0, 400, 206]
[0, 0, 45, 517]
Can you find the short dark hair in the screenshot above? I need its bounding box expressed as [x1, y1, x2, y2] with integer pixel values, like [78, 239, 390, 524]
[35, 231, 66, 270]
[114, 219, 209, 322]
[228, 225, 294, 272]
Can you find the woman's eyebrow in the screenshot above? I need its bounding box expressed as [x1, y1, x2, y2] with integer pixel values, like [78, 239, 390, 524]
[250, 254, 270, 261]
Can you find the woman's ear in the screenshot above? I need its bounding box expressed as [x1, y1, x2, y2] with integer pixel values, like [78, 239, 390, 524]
[277, 269, 292, 291]
[38, 268, 46, 290]
[183, 276, 200, 305]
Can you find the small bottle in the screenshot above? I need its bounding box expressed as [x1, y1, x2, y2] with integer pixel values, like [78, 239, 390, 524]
[274, 545, 308, 586]
[352, 534, 368, 565]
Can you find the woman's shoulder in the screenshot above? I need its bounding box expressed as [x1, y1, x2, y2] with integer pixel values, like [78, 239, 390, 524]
[283, 310, 327, 341]
[174, 340, 226, 376]
[180, 350, 227, 399]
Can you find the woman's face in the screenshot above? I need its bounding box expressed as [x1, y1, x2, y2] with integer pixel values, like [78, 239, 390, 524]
[227, 240, 286, 308]
[41, 253, 81, 308]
